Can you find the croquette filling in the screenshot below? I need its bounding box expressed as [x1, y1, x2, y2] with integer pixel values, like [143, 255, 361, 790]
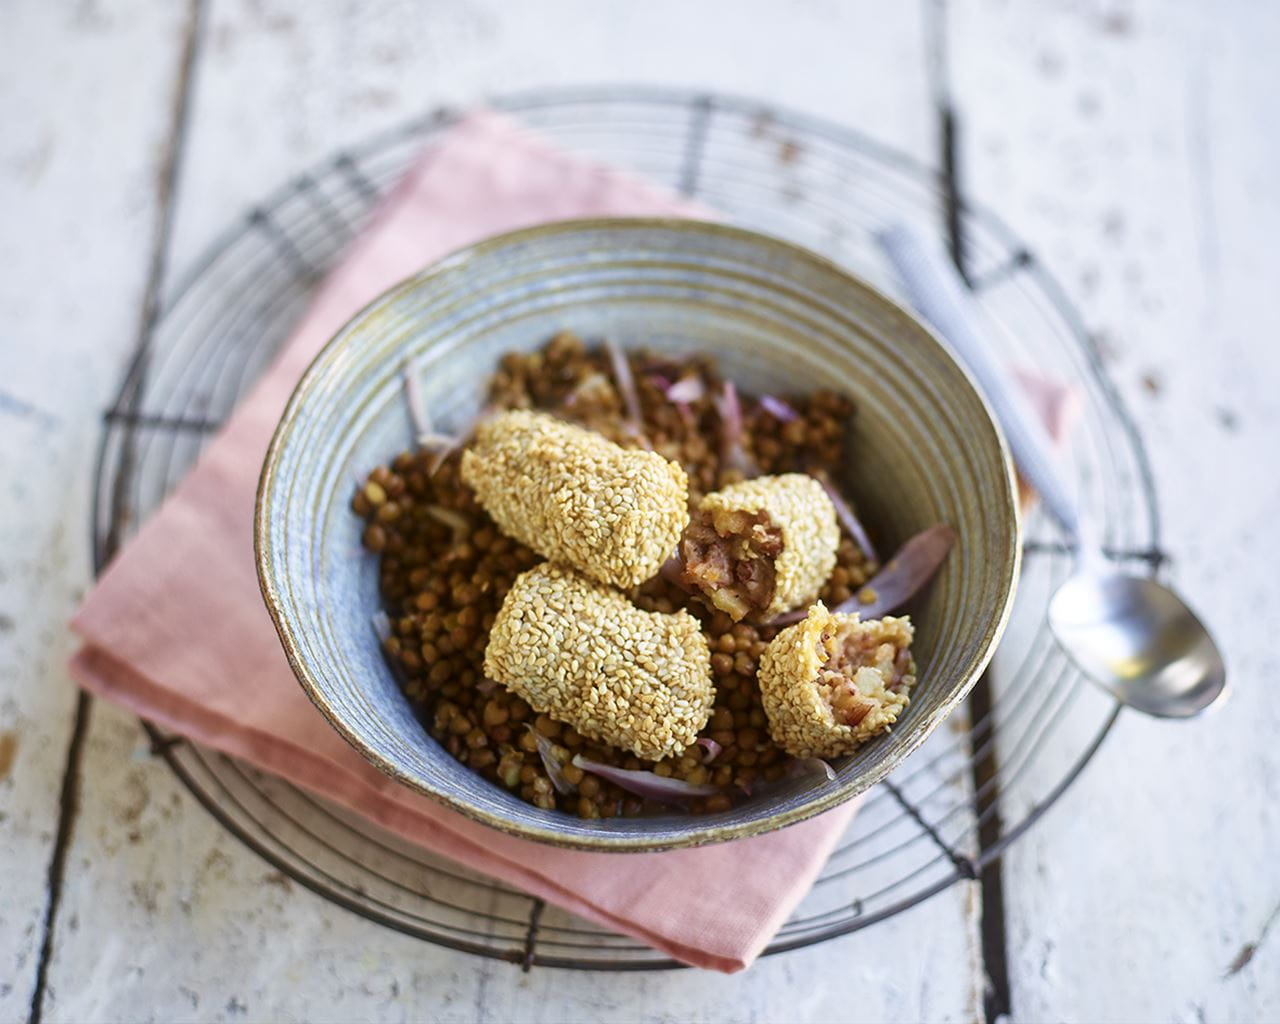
[816, 622, 913, 726]
[679, 507, 784, 621]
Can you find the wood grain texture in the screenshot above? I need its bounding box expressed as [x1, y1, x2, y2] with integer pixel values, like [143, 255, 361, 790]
[0, 1, 194, 1019]
[951, 0, 1280, 1019]
[15, 0, 1276, 1019]
[29, 1, 988, 1022]
[166, 0, 937, 273]
[44, 705, 982, 1023]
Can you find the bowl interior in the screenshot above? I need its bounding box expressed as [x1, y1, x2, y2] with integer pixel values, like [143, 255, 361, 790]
[257, 218, 1020, 850]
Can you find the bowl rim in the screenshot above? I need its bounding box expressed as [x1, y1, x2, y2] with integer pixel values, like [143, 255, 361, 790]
[255, 216, 1022, 852]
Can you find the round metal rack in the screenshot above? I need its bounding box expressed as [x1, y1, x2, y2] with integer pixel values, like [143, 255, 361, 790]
[92, 86, 1161, 969]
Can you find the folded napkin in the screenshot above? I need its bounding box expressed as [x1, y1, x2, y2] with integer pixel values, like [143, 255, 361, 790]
[70, 110, 857, 973]
[72, 110, 1072, 972]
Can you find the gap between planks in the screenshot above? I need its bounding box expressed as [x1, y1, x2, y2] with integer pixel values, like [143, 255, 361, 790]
[26, 2, 208, 1021]
[925, 0, 1012, 1021]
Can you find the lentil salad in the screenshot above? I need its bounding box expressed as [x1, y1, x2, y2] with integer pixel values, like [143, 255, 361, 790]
[352, 331, 945, 818]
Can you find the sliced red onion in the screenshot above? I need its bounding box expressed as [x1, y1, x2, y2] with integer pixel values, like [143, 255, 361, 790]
[665, 375, 706, 404]
[426, 404, 495, 477]
[771, 523, 957, 626]
[562, 371, 613, 409]
[695, 738, 722, 764]
[812, 468, 879, 564]
[417, 431, 457, 450]
[604, 339, 645, 441]
[658, 550, 694, 593]
[851, 523, 957, 619]
[425, 504, 469, 542]
[713, 380, 760, 477]
[571, 754, 720, 805]
[743, 757, 836, 799]
[787, 757, 837, 782]
[475, 677, 499, 696]
[401, 357, 433, 445]
[528, 726, 576, 797]
[648, 372, 674, 393]
[758, 393, 800, 422]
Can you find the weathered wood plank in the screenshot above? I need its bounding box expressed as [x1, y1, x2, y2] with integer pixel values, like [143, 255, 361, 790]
[38, 1, 987, 1020]
[0, 1, 195, 1019]
[951, 1, 1280, 1019]
[166, 0, 939, 273]
[45, 704, 982, 1024]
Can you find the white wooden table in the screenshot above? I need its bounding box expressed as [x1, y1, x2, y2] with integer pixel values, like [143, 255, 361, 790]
[3, 2, 1278, 1021]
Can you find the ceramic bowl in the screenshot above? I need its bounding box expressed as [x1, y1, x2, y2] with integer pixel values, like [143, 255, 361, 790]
[256, 218, 1020, 851]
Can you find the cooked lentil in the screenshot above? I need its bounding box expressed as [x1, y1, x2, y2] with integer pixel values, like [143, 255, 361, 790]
[353, 330, 878, 816]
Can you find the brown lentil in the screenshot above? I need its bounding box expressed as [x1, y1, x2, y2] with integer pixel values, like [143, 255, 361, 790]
[353, 331, 875, 816]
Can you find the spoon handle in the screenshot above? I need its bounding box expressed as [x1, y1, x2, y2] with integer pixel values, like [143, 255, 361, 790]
[877, 224, 1083, 545]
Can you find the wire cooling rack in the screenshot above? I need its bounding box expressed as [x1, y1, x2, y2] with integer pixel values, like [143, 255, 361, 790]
[92, 86, 1161, 969]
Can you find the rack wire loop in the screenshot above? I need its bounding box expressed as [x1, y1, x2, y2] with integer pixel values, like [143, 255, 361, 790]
[92, 85, 1154, 969]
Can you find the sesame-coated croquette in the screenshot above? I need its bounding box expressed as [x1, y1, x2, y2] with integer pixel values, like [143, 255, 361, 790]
[758, 603, 915, 758]
[680, 473, 839, 622]
[483, 563, 715, 761]
[461, 410, 689, 589]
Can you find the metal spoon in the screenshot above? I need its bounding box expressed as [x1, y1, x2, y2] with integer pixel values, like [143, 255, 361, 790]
[878, 225, 1227, 718]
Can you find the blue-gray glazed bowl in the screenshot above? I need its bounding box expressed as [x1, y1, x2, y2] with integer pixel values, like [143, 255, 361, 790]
[256, 218, 1020, 851]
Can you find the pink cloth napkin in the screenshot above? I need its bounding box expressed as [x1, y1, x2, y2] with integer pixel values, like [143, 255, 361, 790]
[70, 110, 858, 973]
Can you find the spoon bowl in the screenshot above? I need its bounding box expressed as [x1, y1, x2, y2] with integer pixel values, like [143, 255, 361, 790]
[1048, 571, 1227, 718]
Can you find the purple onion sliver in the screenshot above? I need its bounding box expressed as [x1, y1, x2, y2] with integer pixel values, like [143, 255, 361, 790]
[604, 339, 644, 438]
[769, 606, 807, 626]
[787, 757, 837, 782]
[401, 357, 432, 445]
[528, 727, 576, 797]
[426, 404, 495, 476]
[425, 505, 469, 542]
[714, 380, 760, 477]
[417, 431, 457, 450]
[695, 738, 723, 764]
[852, 523, 957, 619]
[562, 371, 612, 410]
[833, 523, 957, 620]
[571, 754, 720, 805]
[769, 522, 957, 626]
[813, 468, 879, 563]
[665, 375, 706, 404]
[759, 393, 800, 422]
[658, 551, 694, 593]
[426, 436, 465, 477]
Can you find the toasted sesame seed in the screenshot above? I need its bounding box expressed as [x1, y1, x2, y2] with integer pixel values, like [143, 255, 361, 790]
[758, 603, 915, 758]
[694, 473, 841, 618]
[461, 411, 688, 588]
[484, 564, 714, 761]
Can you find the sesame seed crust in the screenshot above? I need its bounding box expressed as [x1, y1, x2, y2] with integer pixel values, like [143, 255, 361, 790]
[699, 473, 840, 618]
[483, 563, 714, 761]
[461, 410, 689, 589]
[758, 603, 915, 758]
